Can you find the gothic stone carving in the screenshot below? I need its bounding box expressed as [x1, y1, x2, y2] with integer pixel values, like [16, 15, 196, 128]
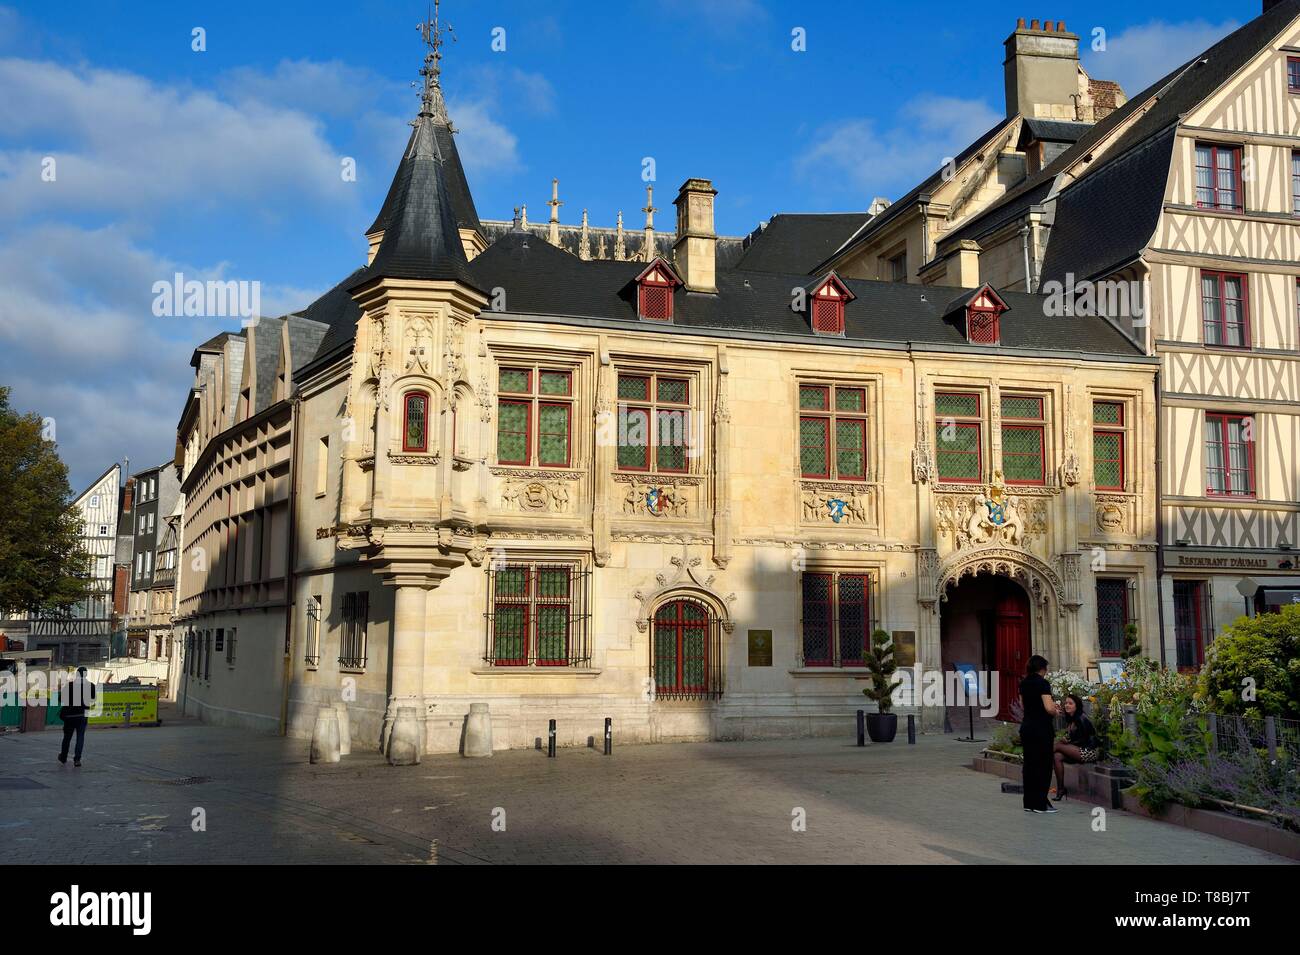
[622, 481, 690, 518]
[501, 480, 573, 513]
[1095, 494, 1133, 535]
[936, 485, 1045, 549]
[388, 450, 440, 466]
[633, 549, 736, 633]
[800, 485, 869, 525]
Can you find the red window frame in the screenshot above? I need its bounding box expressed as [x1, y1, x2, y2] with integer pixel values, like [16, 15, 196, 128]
[496, 366, 573, 467]
[800, 571, 871, 668]
[1000, 395, 1046, 486]
[1292, 151, 1300, 216]
[798, 384, 868, 481]
[934, 391, 983, 483]
[1200, 270, 1250, 349]
[966, 308, 1000, 344]
[1289, 56, 1300, 93]
[616, 372, 691, 473]
[653, 599, 710, 695]
[402, 391, 430, 453]
[492, 565, 573, 667]
[811, 294, 845, 335]
[1194, 143, 1244, 212]
[1092, 401, 1126, 491]
[1205, 412, 1256, 498]
[537, 402, 572, 468]
[638, 281, 675, 321]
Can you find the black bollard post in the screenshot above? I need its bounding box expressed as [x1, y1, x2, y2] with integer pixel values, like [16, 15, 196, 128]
[603, 717, 612, 755]
[856, 709, 865, 747]
[548, 719, 556, 758]
[907, 713, 916, 744]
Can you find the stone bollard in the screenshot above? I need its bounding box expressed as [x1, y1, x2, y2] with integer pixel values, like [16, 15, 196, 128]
[310, 707, 341, 764]
[463, 702, 493, 758]
[334, 701, 351, 757]
[387, 706, 422, 766]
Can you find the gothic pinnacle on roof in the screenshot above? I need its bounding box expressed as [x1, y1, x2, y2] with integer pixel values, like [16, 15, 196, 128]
[416, 0, 453, 126]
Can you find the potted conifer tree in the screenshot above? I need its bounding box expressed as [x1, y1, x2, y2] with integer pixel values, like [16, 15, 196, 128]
[863, 628, 902, 742]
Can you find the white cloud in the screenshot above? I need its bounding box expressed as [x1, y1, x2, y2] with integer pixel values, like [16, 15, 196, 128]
[795, 95, 1002, 197]
[0, 56, 357, 222]
[219, 58, 401, 118]
[1083, 19, 1241, 98]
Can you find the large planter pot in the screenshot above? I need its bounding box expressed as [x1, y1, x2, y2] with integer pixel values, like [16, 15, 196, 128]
[866, 712, 898, 743]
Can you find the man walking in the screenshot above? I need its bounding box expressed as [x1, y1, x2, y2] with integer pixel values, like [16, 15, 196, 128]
[57, 667, 96, 767]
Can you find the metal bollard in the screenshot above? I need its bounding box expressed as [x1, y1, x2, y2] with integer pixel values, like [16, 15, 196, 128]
[907, 713, 916, 744]
[856, 709, 865, 747]
[604, 717, 612, 755]
[547, 719, 556, 758]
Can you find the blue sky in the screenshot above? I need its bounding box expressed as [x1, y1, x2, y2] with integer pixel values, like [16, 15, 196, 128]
[0, 0, 1259, 490]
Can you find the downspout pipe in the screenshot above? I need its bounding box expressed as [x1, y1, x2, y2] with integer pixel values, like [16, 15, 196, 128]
[1020, 224, 1033, 293]
[1154, 367, 1167, 668]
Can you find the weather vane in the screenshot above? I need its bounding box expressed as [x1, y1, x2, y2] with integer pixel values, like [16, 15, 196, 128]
[415, 0, 456, 121]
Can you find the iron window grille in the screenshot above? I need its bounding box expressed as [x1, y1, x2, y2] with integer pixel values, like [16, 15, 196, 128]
[650, 597, 723, 700]
[226, 628, 237, 667]
[304, 597, 321, 667]
[1095, 577, 1133, 657]
[339, 591, 369, 669]
[484, 563, 591, 667]
[799, 571, 880, 667]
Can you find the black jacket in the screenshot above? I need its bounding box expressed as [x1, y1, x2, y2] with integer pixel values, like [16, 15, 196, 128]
[59, 678, 96, 719]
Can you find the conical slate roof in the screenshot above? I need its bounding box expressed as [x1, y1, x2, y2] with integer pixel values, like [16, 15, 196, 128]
[353, 108, 483, 292]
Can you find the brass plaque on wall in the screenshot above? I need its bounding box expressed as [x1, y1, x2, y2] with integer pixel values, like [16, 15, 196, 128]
[747, 630, 773, 667]
[891, 630, 916, 668]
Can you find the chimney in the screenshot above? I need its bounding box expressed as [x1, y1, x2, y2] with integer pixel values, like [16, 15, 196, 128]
[672, 178, 718, 293]
[1004, 17, 1081, 119]
[122, 477, 135, 514]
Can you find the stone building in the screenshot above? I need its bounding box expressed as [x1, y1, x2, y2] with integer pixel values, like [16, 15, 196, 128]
[173, 30, 1160, 758]
[833, 2, 1300, 669]
[125, 462, 180, 660]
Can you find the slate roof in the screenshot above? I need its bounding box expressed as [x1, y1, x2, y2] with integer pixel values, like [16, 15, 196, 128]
[946, 1, 1300, 265]
[733, 213, 872, 274]
[368, 114, 480, 235]
[811, 116, 1018, 271]
[354, 108, 482, 294]
[464, 229, 1143, 358]
[1020, 119, 1090, 144]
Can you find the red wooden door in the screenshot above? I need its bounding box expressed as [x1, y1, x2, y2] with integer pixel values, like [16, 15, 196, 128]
[994, 591, 1030, 721]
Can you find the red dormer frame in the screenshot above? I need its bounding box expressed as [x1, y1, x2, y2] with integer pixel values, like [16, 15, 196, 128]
[807, 272, 855, 336]
[960, 284, 1009, 344]
[635, 259, 682, 322]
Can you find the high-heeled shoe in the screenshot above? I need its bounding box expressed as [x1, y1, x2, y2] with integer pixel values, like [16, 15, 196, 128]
[1052, 787, 1068, 801]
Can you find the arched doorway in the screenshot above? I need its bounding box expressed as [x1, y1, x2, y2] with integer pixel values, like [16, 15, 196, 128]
[651, 597, 721, 700]
[940, 573, 1031, 722]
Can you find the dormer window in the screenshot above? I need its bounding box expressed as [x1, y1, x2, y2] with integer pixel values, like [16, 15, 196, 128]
[945, 284, 1009, 345]
[635, 259, 682, 322]
[806, 272, 855, 336]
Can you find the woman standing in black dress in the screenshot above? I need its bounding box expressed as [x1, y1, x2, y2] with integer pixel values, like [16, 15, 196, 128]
[1019, 655, 1060, 813]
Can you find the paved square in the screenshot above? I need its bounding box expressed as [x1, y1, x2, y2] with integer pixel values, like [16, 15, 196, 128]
[0, 707, 1291, 865]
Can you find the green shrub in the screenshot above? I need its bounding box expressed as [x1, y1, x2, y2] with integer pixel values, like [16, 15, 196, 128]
[1197, 605, 1300, 719]
[862, 628, 900, 713]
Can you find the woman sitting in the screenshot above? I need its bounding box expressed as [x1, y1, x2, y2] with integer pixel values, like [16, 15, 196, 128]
[1050, 693, 1100, 800]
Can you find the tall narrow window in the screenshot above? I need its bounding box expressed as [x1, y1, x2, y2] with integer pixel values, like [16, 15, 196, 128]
[1200, 270, 1249, 348]
[617, 373, 691, 472]
[403, 391, 429, 452]
[800, 571, 874, 667]
[934, 391, 982, 482]
[487, 563, 587, 667]
[1000, 394, 1045, 485]
[799, 384, 868, 480]
[1289, 56, 1300, 93]
[1205, 413, 1255, 497]
[1194, 143, 1243, 211]
[1095, 578, 1130, 657]
[316, 437, 329, 496]
[1092, 401, 1125, 490]
[305, 596, 321, 667]
[339, 592, 368, 669]
[1292, 151, 1300, 216]
[496, 366, 573, 467]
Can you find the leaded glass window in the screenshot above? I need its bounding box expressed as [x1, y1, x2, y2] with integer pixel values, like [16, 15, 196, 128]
[1000, 394, 1045, 485]
[616, 372, 691, 473]
[935, 391, 982, 482]
[495, 366, 574, 467]
[799, 384, 867, 480]
[1093, 401, 1125, 490]
[403, 392, 429, 452]
[800, 571, 873, 667]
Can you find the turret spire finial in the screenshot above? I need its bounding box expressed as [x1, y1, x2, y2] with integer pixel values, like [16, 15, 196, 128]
[416, 0, 454, 124]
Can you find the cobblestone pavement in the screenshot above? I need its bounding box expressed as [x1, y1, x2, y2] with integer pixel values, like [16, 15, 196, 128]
[0, 707, 1291, 865]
